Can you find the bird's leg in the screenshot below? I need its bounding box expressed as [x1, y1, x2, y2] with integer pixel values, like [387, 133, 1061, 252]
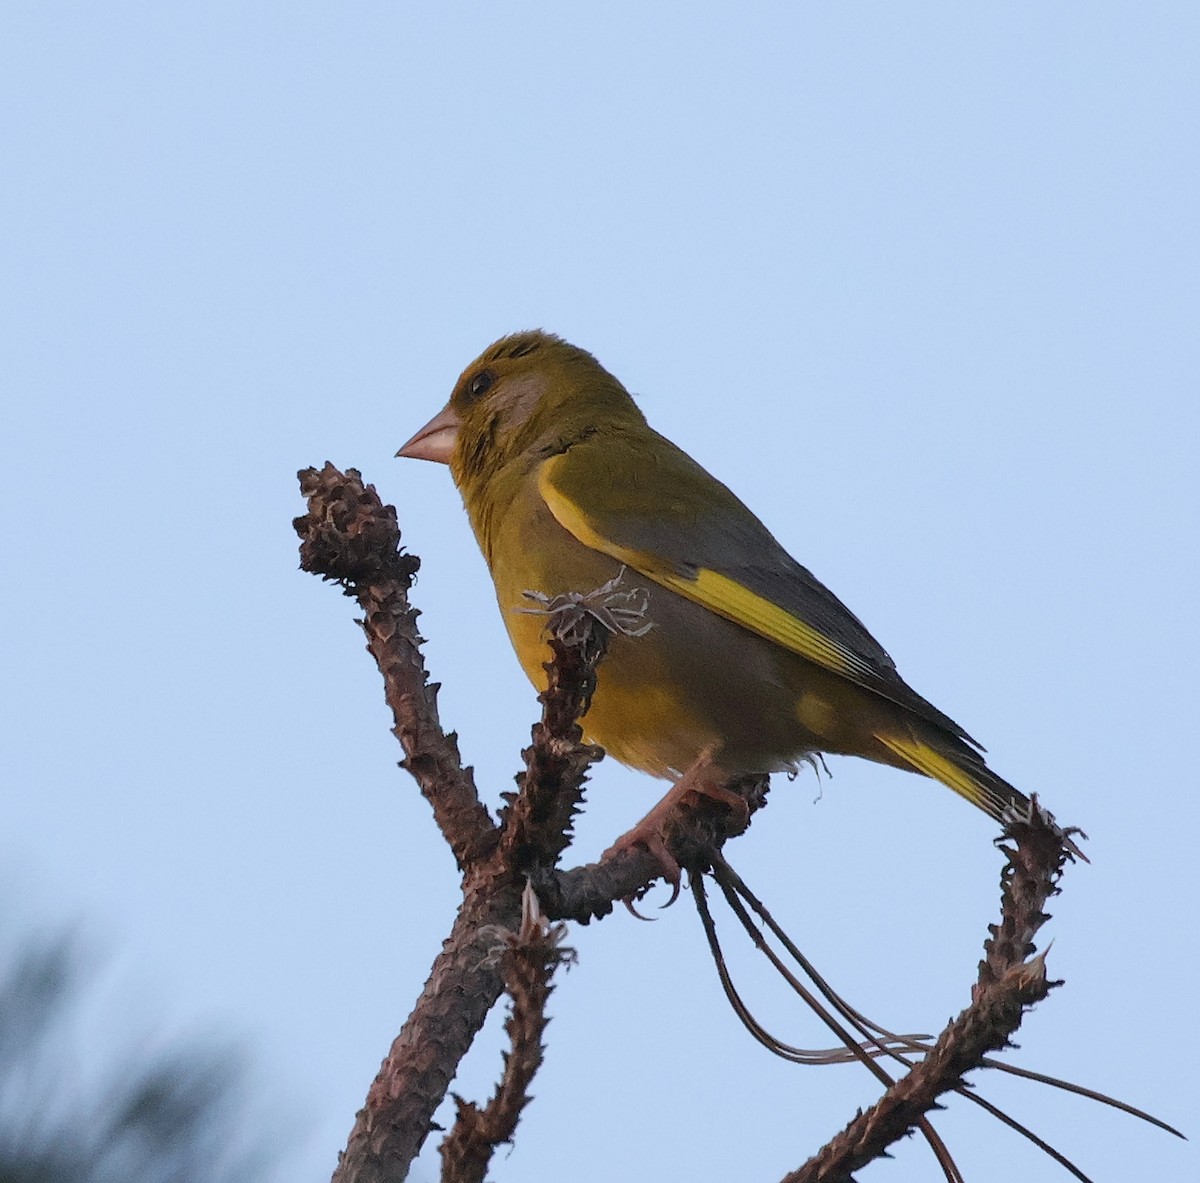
[602, 746, 750, 905]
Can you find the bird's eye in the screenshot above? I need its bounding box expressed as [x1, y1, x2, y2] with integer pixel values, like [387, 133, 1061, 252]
[468, 370, 495, 400]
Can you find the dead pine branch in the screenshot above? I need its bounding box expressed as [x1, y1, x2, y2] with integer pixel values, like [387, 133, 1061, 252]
[296, 464, 742, 1182]
[297, 464, 512, 1183]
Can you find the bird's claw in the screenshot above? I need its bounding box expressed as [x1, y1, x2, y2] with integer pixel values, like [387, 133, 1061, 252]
[603, 825, 684, 918]
[623, 879, 681, 920]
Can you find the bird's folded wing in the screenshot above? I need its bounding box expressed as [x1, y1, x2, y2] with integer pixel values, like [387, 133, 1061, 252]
[537, 431, 979, 748]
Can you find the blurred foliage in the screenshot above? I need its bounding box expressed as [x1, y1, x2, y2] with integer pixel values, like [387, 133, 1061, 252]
[0, 927, 277, 1183]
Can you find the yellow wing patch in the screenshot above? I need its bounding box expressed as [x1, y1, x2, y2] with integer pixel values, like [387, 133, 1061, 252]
[659, 567, 872, 680]
[538, 457, 873, 683]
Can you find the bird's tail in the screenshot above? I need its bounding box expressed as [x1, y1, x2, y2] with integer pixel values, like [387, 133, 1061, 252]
[873, 728, 1031, 825]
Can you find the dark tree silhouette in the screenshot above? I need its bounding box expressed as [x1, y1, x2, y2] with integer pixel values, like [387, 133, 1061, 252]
[0, 925, 276, 1183]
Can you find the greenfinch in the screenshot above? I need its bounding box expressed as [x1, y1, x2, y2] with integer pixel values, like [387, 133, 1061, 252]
[398, 330, 1034, 863]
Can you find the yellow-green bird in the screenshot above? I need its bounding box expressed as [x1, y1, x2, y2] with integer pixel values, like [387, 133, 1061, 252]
[399, 330, 1034, 871]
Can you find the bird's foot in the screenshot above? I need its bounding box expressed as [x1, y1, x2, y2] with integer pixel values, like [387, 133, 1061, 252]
[602, 748, 751, 916]
[604, 819, 684, 916]
[519, 566, 654, 645]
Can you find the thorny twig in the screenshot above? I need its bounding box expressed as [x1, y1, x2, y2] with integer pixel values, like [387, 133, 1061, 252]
[295, 463, 496, 870]
[499, 632, 608, 873]
[782, 804, 1073, 1183]
[439, 884, 577, 1183]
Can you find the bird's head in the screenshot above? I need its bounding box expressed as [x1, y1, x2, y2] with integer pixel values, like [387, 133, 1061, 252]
[397, 330, 644, 490]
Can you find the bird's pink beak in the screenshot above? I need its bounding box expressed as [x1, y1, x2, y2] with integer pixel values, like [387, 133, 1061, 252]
[396, 403, 461, 464]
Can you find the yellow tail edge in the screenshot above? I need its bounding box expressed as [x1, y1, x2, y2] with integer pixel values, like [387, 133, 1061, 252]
[874, 732, 1015, 824]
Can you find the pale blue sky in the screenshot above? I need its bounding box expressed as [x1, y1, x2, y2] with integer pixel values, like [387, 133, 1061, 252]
[3, 4, 1196, 1181]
